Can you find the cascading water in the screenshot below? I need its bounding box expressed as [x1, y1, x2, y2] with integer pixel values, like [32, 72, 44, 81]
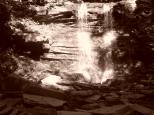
[76, 2, 101, 83]
[77, 2, 92, 82]
[100, 0, 137, 84]
[126, 0, 137, 11]
[75, 1, 124, 84]
[102, 3, 114, 30]
[101, 3, 118, 83]
[100, 1, 136, 83]
[101, 30, 118, 83]
[76, 2, 119, 83]
[121, 0, 137, 11]
[77, 1, 88, 28]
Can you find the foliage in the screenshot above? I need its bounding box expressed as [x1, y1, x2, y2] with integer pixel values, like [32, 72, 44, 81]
[0, 51, 18, 76]
[0, 1, 49, 60]
[111, 0, 154, 82]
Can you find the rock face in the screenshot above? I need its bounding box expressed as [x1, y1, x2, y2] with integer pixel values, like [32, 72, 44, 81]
[0, 1, 153, 114]
[57, 111, 91, 115]
[0, 53, 17, 75]
[0, 3, 10, 23]
[23, 94, 66, 107]
[112, 0, 154, 81]
[82, 0, 121, 3]
[0, 3, 12, 50]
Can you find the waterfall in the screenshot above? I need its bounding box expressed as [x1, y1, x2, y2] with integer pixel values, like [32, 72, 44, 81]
[100, 0, 137, 83]
[76, 2, 118, 83]
[77, 2, 92, 82]
[76, 2, 101, 83]
[77, 1, 88, 28]
[103, 3, 114, 30]
[126, 0, 137, 11]
[101, 3, 118, 83]
[100, 1, 136, 83]
[121, 0, 137, 11]
[101, 30, 118, 83]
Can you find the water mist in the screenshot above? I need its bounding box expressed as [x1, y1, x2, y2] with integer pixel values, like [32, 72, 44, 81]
[76, 2, 102, 83]
[101, 3, 118, 83]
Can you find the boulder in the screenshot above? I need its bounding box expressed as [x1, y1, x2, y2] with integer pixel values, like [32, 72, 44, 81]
[23, 94, 66, 107]
[41, 74, 70, 90]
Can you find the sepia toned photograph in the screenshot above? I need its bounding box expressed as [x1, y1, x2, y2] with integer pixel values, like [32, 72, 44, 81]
[0, 0, 153, 114]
